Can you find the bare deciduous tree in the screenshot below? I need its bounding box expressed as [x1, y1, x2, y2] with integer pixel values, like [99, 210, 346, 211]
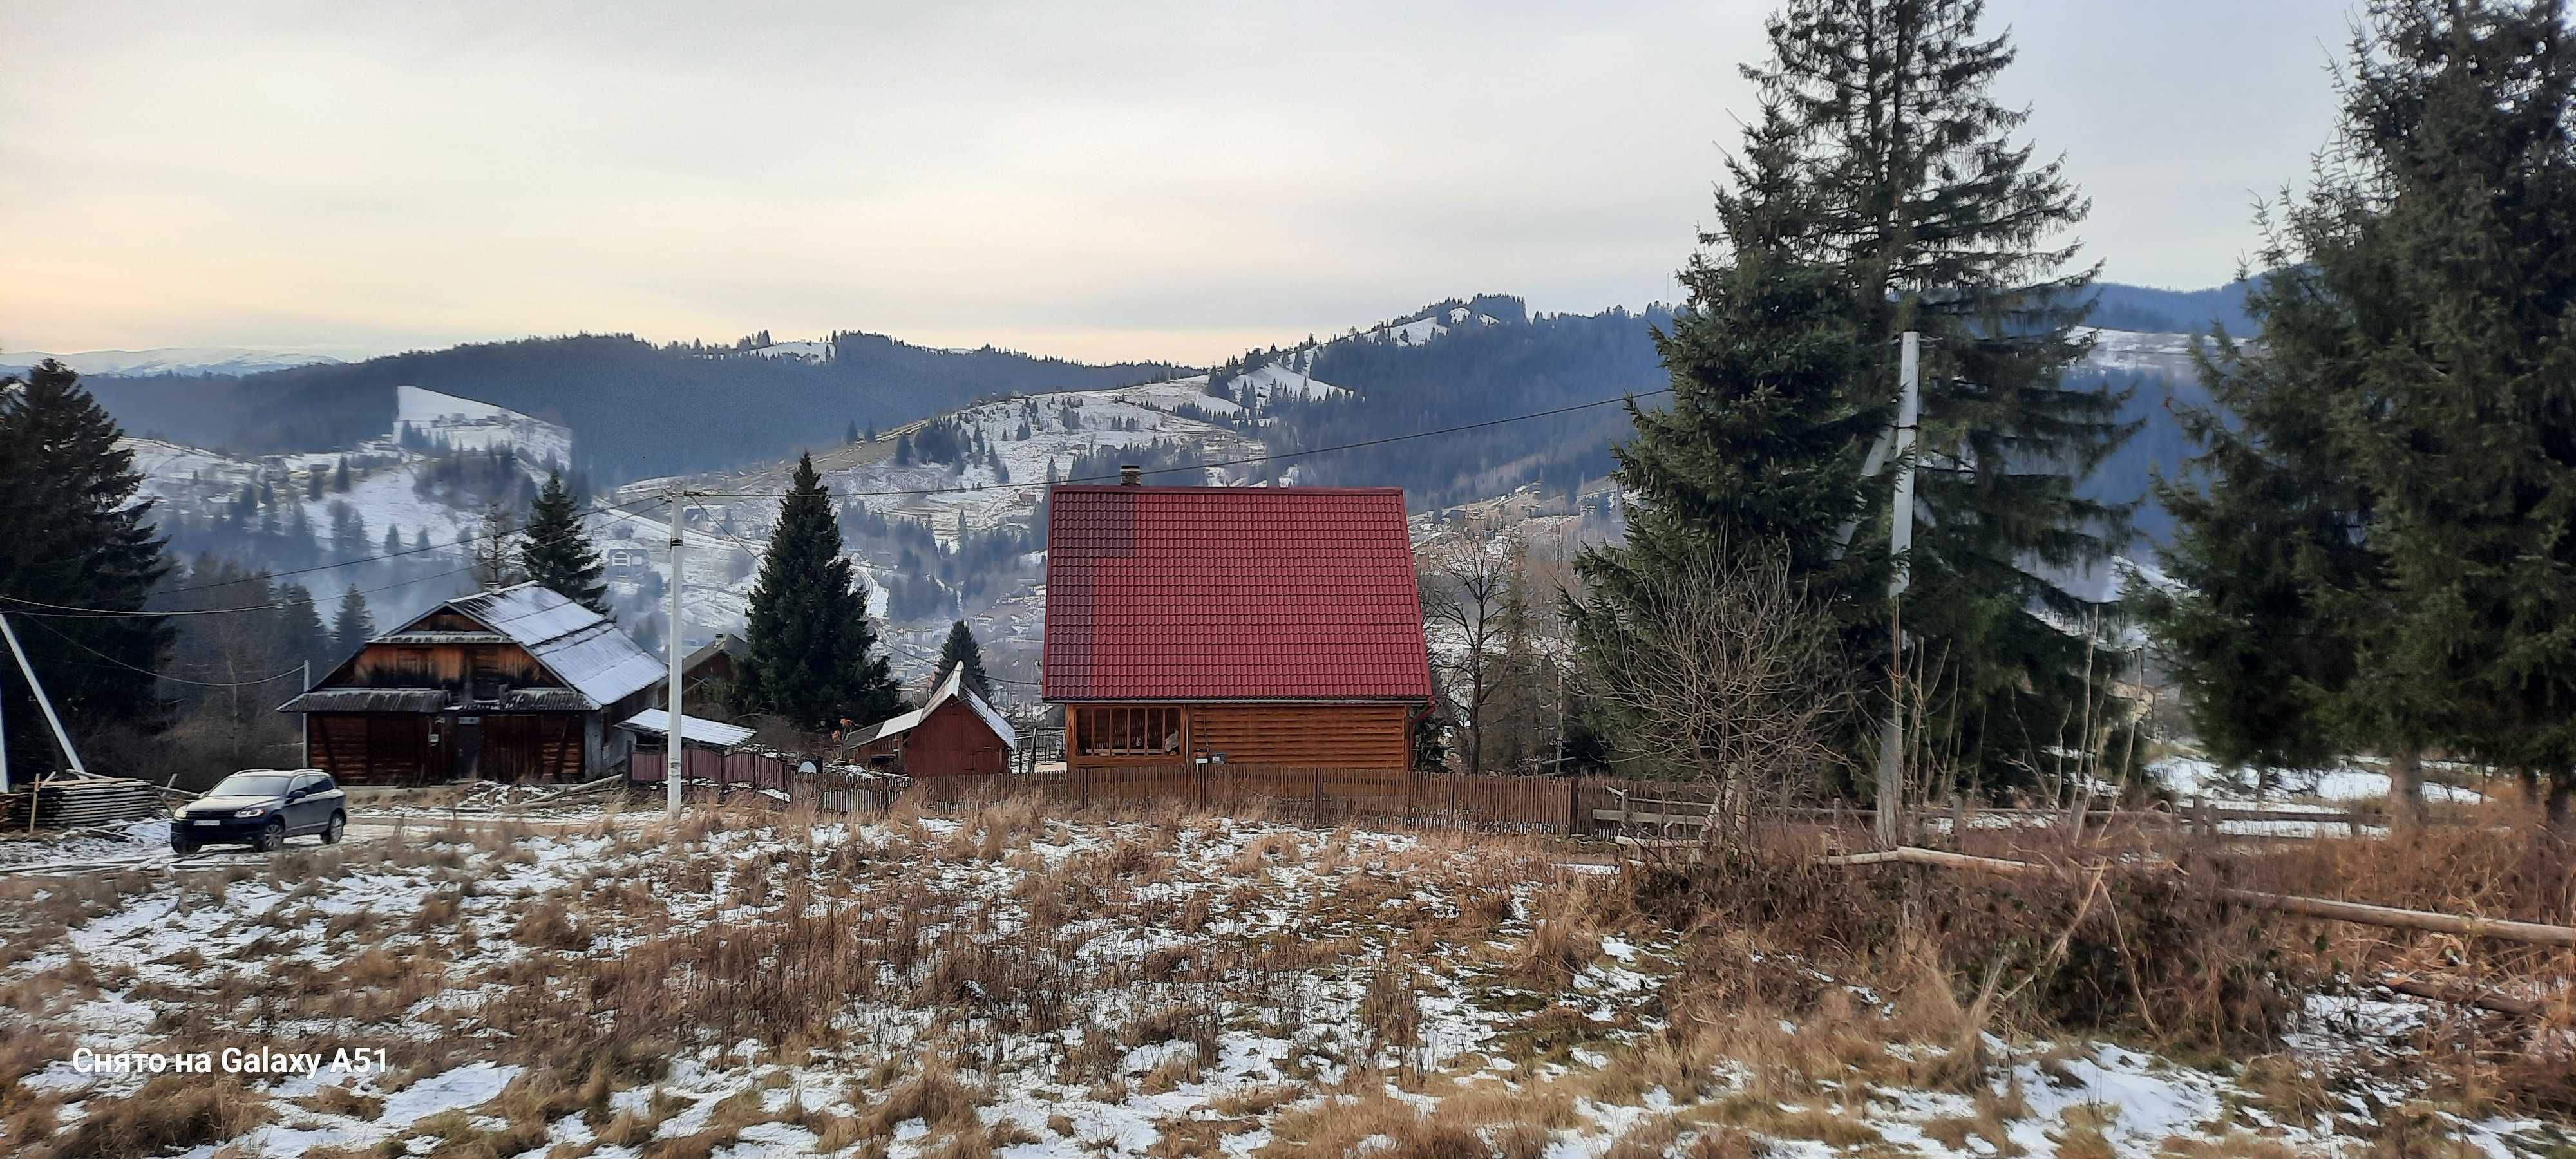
[472, 502, 525, 590]
[1418, 529, 1517, 776]
[1578, 550, 1851, 833]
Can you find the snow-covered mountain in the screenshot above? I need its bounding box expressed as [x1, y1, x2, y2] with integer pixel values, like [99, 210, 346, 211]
[393, 385, 573, 466]
[4, 347, 345, 377]
[1355, 305, 1508, 347]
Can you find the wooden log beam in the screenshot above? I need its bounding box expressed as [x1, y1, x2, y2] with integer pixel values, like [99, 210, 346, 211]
[2379, 972, 2547, 1019]
[2217, 887, 2576, 950]
[1821, 846, 2576, 950]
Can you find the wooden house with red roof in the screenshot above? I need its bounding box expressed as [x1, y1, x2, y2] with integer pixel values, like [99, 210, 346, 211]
[1041, 476, 1434, 773]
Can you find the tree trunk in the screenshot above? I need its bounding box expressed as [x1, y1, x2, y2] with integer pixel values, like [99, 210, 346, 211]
[2549, 772, 2573, 831]
[2387, 747, 2426, 829]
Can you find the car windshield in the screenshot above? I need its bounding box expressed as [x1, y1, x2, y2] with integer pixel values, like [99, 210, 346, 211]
[211, 774, 293, 797]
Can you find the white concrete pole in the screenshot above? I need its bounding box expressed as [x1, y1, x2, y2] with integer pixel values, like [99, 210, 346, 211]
[0, 612, 87, 777]
[665, 490, 685, 818]
[1873, 332, 1920, 847]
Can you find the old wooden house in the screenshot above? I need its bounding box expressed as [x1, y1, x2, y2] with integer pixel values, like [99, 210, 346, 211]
[1041, 479, 1433, 774]
[276, 583, 664, 784]
[844, 663, 1018, 777]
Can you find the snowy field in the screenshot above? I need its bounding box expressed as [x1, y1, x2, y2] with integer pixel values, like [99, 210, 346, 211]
[1, 800, 2557, 1158]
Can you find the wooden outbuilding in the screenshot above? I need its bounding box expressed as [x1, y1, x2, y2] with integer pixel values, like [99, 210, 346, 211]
[842, 664, 1018, 777]
[673, 632, 747, 702]
[276, 583, 663, 784]
[1040, 481, 1433, 774]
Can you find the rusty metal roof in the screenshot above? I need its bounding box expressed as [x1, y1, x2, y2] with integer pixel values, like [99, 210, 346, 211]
[276, 686, 599, 713]
[276, 688, 448, 713]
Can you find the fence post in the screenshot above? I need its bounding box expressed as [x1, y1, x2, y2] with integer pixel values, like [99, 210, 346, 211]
[1567, 775, 1580, 836]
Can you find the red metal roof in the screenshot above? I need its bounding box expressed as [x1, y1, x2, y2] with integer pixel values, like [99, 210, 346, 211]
[1041, 485, 1434, 702]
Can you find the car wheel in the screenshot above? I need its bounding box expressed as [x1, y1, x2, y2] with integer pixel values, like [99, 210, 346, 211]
[322, 812, 346, 845]
[252, 819, 285, 853]
[171, 838, 196, 856]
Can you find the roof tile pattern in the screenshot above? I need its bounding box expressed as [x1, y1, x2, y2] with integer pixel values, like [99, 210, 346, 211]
[1042, 485, 1433, 701]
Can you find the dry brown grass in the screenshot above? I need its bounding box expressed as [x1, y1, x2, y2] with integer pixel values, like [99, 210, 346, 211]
[857, 1060, 986, 1140]
[34, 1075, 278, 1159]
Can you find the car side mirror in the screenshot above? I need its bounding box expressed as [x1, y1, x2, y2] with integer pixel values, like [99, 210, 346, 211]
[285, 786, 308, 800]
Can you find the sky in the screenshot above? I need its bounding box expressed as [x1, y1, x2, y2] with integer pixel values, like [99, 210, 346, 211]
[2, 1, 2354, 366]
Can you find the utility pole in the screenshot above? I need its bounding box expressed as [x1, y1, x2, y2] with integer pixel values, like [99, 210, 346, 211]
[1874, 332, 1920, 847]
[665, 488, 685, 818]
[0, 612, 88, 777]
[297, 661, 310, 768]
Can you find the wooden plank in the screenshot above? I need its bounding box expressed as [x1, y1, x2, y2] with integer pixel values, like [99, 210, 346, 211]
[1823, 847, 2576, 949]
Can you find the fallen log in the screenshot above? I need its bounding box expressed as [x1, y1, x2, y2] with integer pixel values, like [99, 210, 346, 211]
[1821, 846, 2576, 950]
[2379, 972, 2548, 1019]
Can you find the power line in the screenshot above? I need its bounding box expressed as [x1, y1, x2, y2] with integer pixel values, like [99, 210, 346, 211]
[0, 560, 486, 619]
[1, 495, 666, 618]
[689, 518, 1041, 688]
[685, 388, 1671, 498]
[11, 613, 307, 688]
[137, 493, 667, 601]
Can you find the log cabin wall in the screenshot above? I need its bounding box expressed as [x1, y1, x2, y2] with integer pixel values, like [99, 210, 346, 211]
[340, 641, 558, 690]
[306, 713, 433, 785]
[1063, 702, 1410, 773]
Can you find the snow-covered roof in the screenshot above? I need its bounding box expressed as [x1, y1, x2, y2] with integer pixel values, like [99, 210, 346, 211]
[432, 584, 665, 709]
[616, 708, 756, 749]
[846, 664, 1018, 750]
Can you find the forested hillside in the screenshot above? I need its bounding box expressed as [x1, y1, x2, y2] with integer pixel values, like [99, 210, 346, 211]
[85, 332, 1183, 485]
[1265, 303, 1669, 507]
[83, 279, 2249, 531]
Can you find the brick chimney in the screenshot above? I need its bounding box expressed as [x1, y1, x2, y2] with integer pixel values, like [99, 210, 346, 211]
[1119, 464, 1142, 486]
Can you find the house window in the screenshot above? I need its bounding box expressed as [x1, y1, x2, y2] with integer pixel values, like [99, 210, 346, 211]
[1075, 706, 1182, 757]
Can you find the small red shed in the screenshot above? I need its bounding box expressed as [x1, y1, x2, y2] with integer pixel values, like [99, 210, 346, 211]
[843, 664, 1018, 777]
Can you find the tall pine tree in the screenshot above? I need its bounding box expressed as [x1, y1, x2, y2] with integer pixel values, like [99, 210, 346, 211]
[737, 455, 903, 731]
[936, 619, 994, 702]
[2154, 0, 2576, 822]
[518, 472, 608, 613]
[1583, 0, 2132, 793]
[331, 585, 375, 663]
[0, 361, 174, 771]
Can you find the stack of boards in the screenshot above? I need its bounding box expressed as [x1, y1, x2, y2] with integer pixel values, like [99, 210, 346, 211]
[0, 775, 165, 829]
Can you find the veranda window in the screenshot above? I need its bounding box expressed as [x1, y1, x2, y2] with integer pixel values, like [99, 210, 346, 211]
[1075, 706, 1182, 757]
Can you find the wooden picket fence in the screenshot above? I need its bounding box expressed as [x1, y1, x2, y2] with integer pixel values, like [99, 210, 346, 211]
[629, 747, 897, 812]
[914, 764, 1739, 836]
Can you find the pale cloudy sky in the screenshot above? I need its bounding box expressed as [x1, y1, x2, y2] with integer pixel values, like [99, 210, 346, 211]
[2, 1, 2353, 364]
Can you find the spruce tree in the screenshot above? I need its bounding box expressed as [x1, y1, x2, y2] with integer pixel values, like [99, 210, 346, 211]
[274, 583, 332, 677]
[2155, 0, 2576, 821]
[737, 454, 903, 731]
[518, 472, 608, 613]
[1582, 0, 2131, 793]
[331, 585, 375, 661]
[936, 619, 994, 702]
[0, 360, 173, 770]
